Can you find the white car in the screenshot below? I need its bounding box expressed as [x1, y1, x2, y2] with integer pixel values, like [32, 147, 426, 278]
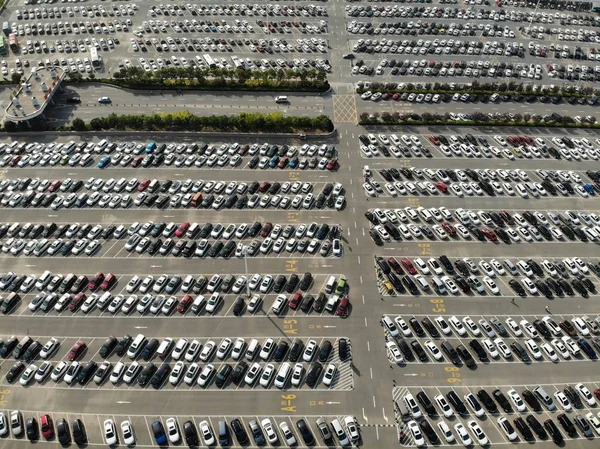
[165, 418, 181, 444]
[259, 363, 275, 388]
[454, 423, 472, 447]
[525, 339, 542, 359]
[424, 340, 443, 361]
[216, 338, 232, 360]
[482, 276, 499, 294]
[467, 420, 489, 446]
[261, 418, 278, 444]
[199, 340, 216, 362]
[322, 363, 337, 387]
[121, 420, 135, 446]
[507, 389, 526, 412]
[104, 419, 118, 446]
[197, 364, 215, 387]
[291, 363, 304, 387]
[449, 316, 467, 336]
[554, 391, 571, 411]
[199, 420, 215, 446]
[386, 341, 403, 363]
[434, 394, 454, 417]
[505, 318, 522, 336]
[498, 416, 517, 441]
[408, 420, 425, 447]
[575, 383, 596, 406]
[279, 421, 297, 446]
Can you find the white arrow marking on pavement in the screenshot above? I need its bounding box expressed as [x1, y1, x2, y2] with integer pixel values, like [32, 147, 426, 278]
[134, 326, 147, 329]
[322, 325, 336, 329]
[404, 373, 419, 377]
[326, 401, 341, 405]
[116, 401, 131, 404]
[362, 407, 368, 423]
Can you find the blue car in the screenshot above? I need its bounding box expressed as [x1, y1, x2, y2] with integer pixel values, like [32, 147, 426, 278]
[152, 421, 167, 445]
[584, 184, 595, 195]
[289, 158, 298, 168]
[97, 156, 110, 169]
[269, 156, 279, 168]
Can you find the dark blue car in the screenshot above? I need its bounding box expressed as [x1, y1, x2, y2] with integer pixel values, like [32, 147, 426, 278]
[584, 184, 595, 195]
[152, 421, 167, 445]
[97, 156, 110, 169]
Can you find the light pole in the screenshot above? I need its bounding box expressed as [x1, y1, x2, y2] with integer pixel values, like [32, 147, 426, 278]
[242, 245, 251, 299]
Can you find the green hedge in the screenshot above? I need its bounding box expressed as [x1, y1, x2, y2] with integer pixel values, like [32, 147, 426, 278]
[65, 111, 334, 133]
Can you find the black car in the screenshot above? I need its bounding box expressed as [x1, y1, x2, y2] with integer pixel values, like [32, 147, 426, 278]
[137, 362, 157, 387]
[26, 417, 39, 441]
[273, 275, 287, 293]
[285, 274, 299, 293]
[184, 420, 199, 446]
[299, 272, 312, 291]
[231, 361, 248, 384]
[416, 392, 436, 416]
[511, 342, 531, 362]
[493, 389, 513, 413]
[56, 418, 71, 445]
[476, 389, 498, 413]
[231, 418, 249, 445]
[456, 344, 476, 368]
[288, 340, 304, 363]
[6, 361, 25, 383]
[419, 419, 439, 444]
[115, 335, 132, 356]
[77, 360, 98, 385]
[71, 419, 87, 444]
[305, 362, 323, 387]
[410, 341, 427, 361]
[318, 340, 332, 362]
[509, 279, 526, 296]
[313, 293, 326, 313]
[273, 342, 289, 362]
[215, 364, 232, 388]
[409, 318, 425, 337]
[447, 391, 467, 414]
[232, 297, 244, 316]
[557, 413, 577, 437]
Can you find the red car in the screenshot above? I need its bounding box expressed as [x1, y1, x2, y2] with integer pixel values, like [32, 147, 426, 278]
[67, 340, 87, 361]
[175, 222, 190, 238]
[137, 179, 151, 191]
[48, 180, 62, 192]
[258, 182, 271, 193]
[260, 222, 273, 237]
[88, 272, 104, 290]
[336, 297, 349, 317]
[435, 182, 448, 194]
[277, 157, 289, 169]
[327, 157, 338, 170]
[100, 273, 116, 290]
[441, 222, 457, 237]
[595, 389, 600, 401]
[9, 155, 21, 167]
[40, 414, 54, 439]
[69, 292, 87, 312]
[481, 226, 498, 242]
[131, 156, 143, 167]
[401, 257, 416, 275]
[289, 293, 303, 310]
[387, 257, 404, 275]
[177, 295, 193, 313]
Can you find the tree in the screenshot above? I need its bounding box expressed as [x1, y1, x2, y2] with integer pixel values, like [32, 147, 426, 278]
[523, 113, 531, 122]
[359, 112, 370, 123]
[381, 112, 392, 122]
[11, 73, 21, 84]
[72, 118, 86, 131]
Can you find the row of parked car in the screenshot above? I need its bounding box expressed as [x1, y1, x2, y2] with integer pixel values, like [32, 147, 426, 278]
[101, 415, 358, 449]
[383, 313, 600, 365]
[400, 383, 600, 446]
[5, 336, 348, 391]
[376, 253, 600, 298]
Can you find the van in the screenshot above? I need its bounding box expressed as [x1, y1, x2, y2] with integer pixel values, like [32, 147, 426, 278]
[324, 275, 336, 294]
[1, 292, 20, 315]
[186, 223, 200, 239]
[441, 341, 460, 364]
[127, 334, 147, 359]
[191, 192, 202, 208]
[12, 335, 32, 359]
[414, 275, 430, 291]
[191, 295, 205, 314]
[382, 316, 399, 337]
[150, 363, 170, 389]
[330, 419, 349, 446]
[404, 394, 422, 418]
[156, 338, 174, 361]
[147, 179, 160, 193]
[61, 141, 76, 155]
[35, 271, 52, 290]
[97, 292, 112, 310]
[76, 193, 88, 208]
[324, 295, 339, 314]
[59, 273, 76, 294]
[395, 396, 411, 420]
[503, 259, 518, 276]
[218, 421, 229, 445]
[271, 295, 286, 315]
[274, 362, 292, 389]
[7, 223, 20, 237]
[432, 276, 446, 295]
[245, 339, 259, 361]
[275, 96, 288, 103]
[95, 139, 108, 152]
[534, 386, 556, 411]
